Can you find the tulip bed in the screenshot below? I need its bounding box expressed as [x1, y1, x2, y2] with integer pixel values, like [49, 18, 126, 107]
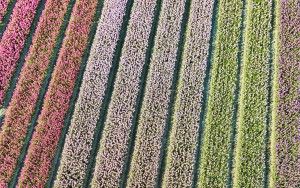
[0, 0, 297, 187]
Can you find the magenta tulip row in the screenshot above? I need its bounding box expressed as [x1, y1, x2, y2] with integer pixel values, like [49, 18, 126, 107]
[0, 0, 40, 105]
[17, 0, 99, 187]
[0, 0, 11, 23]
[0, 0, 70, 186]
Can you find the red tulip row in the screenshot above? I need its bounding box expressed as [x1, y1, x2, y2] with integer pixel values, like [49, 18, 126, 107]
[0, 0, 71, 186]
[17, 0, 99, 187]
[0, 0, 40, 105]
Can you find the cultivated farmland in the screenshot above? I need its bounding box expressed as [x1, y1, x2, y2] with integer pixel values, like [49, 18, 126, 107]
[0, 0, 298, 187]
[233, 1, 273, 187]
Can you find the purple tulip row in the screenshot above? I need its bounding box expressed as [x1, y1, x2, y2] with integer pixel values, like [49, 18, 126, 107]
[54, 0, 130, 187]
[0, 0, 70, 186]
[272, 1, 300, 187]
[0, 0, 40, 106]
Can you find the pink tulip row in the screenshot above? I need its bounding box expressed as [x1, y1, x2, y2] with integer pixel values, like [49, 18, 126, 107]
[126, 0, 187, 187]
[0, 0, 40, 105]
[0, 0, 71, 185]
[17, 0, 99, 187]
[162, 0, 214, 187]
[0, 0, 12, 23]
[54, 0, 130, 187]
[89, 0, 161, 186]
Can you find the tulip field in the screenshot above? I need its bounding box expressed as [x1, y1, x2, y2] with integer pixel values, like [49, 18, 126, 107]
[0, 0, 299, 187]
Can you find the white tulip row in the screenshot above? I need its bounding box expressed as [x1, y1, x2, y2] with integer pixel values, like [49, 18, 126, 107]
[54, 0, 129, 187]
[162, 0, 214, 187]
[126, 0, 188, 187]
[90, 0, 159, 187]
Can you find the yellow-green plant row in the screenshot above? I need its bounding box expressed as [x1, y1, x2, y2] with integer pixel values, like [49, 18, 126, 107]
[233, 0, 273, 187]
[198, 0, 244, 187]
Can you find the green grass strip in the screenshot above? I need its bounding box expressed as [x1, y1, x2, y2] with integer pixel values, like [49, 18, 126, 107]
[232, 1, 273, 187]
[197, 0, 244, 187]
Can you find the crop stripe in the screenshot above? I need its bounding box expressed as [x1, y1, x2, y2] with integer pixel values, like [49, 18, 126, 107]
[0, 0, 73, 186]
[0, 0, 17, 38]
[83, 1, 135, 187]
[16, 0, 100, 187]
[0, 0, 42, 107]
[264, 1, 276, 187]
[227, 0, 247, 186]
[120, 0, 163, 187]
[0, 0, 47, 126]
[46, 0, 104, 187]
[53, 0, 134, 187]
[269, 1, 280, 187]
[232, 1, 273, 187]
[271, 1, 300, 187]
[197, 0, 245, 187]
[192, 0, 219, 187]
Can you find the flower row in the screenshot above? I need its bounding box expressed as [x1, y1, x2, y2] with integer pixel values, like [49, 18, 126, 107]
[18, 0, 99, 187]
[126, 0, 188, 187]
[0, 0, 70, 185]
[233, 1, 273, 187]
[0, 0, 40, 105]
[198, 0, 244, 187]
[162, 0, 214, 187]
[54, 0, 130, 187]
[272, 1, 300, 187]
